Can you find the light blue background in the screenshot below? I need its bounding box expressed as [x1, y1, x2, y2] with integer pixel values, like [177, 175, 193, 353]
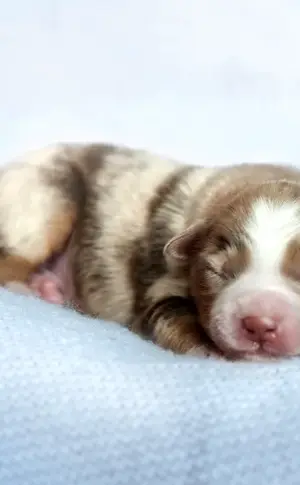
[1, 0, 300, 166]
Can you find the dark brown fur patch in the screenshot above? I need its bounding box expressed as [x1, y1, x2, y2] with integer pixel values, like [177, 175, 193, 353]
[81, 144, 118, 174]
[71, 200, 105, 310]
[42, 161, 85, 209]
[129, 166, 195, 320]
[66, 145, 126, 306]
[133, 296, 214, 354]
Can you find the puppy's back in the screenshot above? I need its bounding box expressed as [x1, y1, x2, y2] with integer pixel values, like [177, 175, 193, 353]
[72, 143, 216, 323]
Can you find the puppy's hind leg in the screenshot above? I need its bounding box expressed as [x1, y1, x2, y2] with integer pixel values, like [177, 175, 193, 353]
[0, 144, 85, 285]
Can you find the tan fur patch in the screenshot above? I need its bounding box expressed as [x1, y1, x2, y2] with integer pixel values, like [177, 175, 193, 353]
[0, 255, 36, 284]
[281, 237, 300, 283]
[0, 209, 76, 285]
[46, 207, 77, 256]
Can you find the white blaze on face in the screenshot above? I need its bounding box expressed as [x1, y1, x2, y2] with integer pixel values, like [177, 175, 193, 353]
[234, 198, 300, 296]
[223, 199, 300, 297]
[209, 197, 300, 357]
[245, 199, 300, 281]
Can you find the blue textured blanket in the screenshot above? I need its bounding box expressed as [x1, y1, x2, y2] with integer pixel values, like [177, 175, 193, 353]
[0, 289, 299, 485]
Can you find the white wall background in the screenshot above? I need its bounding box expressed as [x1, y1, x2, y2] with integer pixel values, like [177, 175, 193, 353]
[1, 0, 300, 166]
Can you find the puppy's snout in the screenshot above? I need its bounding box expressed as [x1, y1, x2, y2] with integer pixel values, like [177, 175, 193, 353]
[234, 291, 299, 355]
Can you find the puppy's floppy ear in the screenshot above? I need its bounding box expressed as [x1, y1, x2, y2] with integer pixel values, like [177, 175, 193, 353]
[163, 222, 205, 271]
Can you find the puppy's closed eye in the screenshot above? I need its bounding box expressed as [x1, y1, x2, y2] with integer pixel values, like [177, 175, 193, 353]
[199, 233, 249, 284]
[214, 235, 231, 252]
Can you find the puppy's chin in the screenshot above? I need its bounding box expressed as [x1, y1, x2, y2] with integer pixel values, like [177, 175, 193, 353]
[237, 352, 287, 362]
[219, 351, 283, 363]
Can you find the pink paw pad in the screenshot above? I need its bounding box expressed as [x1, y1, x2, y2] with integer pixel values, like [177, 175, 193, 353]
[29, 271, 65, 305]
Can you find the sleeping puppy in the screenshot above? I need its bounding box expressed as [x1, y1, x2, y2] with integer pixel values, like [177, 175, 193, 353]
[1, 142, 300, 361]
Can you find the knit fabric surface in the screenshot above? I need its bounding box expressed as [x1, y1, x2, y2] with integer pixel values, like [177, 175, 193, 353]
[0, 289, 299, 485]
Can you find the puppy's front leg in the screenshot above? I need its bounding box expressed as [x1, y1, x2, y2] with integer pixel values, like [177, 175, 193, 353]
[133, 296, 220, 357]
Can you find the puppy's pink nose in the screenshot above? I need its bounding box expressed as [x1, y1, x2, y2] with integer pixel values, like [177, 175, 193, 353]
[242, 316, 278, 342]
